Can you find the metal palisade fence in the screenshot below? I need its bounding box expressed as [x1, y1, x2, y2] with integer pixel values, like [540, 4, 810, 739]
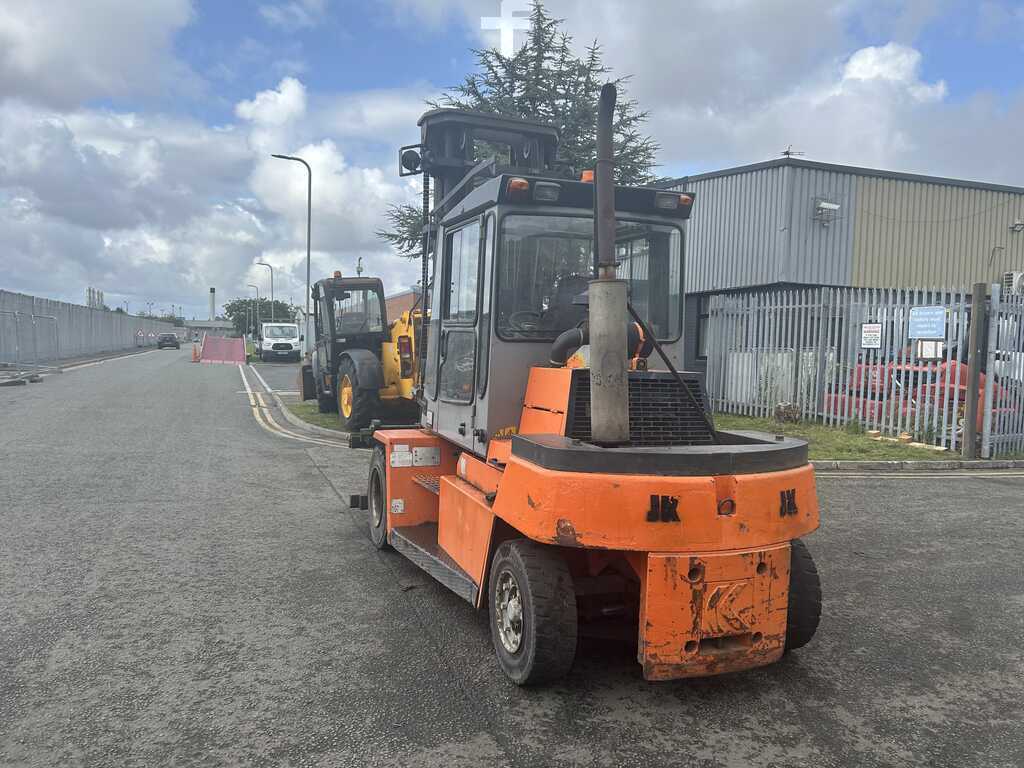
[983, 284, 1024, 457]
[705, 285, 1024, 457]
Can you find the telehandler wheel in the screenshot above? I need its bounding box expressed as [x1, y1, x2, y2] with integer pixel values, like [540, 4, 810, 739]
[337, 358, 379, 431]
[367, 446, 390, 550]
[315, 379, 335, 414]
[488, 540, 577, 685]
[785, 538, 822, 651]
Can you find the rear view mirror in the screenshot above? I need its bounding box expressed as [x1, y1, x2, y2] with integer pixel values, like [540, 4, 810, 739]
[299, 335, 304, 342]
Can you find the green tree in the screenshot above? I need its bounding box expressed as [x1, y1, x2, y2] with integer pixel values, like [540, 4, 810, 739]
[377, 0, 658, 257]
[222, 298, 296, 335]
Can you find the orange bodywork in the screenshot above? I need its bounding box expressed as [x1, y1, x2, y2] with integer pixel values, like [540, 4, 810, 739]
[373, 366, 820, 680]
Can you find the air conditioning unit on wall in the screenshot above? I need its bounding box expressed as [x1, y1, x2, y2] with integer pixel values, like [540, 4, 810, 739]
[1003, 271, 1024, 295]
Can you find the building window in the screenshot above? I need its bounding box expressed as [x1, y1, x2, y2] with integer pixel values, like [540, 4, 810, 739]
[696, 295, 711, 359]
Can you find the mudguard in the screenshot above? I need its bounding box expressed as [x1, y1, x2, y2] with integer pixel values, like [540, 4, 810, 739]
[340, 349, 384, 391]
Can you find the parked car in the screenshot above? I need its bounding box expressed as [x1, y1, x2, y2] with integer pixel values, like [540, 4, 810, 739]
[157, 332, 181, 349]
[257, 322, 302, 362]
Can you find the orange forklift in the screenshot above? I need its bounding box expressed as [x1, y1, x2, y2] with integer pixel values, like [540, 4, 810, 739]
[352, 86, 821, 684]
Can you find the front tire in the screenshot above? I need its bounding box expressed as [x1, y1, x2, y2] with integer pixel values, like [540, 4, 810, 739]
[785, 538, 822, 651]
[488, 540, 577, 685]
[337, 358, 379, 431]
[367, 445, 390, 550]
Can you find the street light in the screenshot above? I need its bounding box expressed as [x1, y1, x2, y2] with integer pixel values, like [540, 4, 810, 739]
[248, 283, 260, 338]
[270, 154, 311, 322]
[255, 261, 274, 322]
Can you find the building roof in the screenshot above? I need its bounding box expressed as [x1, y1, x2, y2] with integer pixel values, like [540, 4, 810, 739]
[660, 157, 1024, 197]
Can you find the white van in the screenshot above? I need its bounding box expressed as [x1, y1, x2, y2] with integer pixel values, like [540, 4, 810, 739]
[258, 322, 302, 362]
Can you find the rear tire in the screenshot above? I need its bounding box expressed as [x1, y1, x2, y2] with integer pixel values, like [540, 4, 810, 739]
[367, 445, 390, 550]
[488, 540, 577, 685]
[337, 358, 379, 431]
[785, 538, 821, 651]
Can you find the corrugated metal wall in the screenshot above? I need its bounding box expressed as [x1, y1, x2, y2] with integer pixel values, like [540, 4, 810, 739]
[670, 165, 790, 293]
[787, 165, 856, 286]
[671, 159, 1024, 294]
[851, 176, 1024, 288]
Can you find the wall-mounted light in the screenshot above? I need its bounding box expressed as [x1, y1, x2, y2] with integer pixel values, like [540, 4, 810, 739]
[813, 198, 841, 226]
[1009, 220, 1024, 233]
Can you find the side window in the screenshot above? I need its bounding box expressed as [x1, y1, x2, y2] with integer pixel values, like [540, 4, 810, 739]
[444, 221, 481, 323]
[439, 220, 482, 403]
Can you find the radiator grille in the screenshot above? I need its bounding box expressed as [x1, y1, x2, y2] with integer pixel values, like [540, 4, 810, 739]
[566, 370, 715, 447]
[271, 343, 293, 350]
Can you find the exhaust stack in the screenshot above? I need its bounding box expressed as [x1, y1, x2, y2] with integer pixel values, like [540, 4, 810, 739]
[588, 83, 630, 446]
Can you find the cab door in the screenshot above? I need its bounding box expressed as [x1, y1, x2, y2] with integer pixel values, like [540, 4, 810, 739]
[430, 218, 482, 451]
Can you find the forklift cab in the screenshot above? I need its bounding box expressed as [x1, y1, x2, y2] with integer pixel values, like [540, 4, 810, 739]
[311, 275, 388, 397]
[421, 174, 692, 455]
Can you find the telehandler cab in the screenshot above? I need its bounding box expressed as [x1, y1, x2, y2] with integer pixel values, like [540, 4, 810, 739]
[353, 86, 822, 684]
[305, 273, 421, 430]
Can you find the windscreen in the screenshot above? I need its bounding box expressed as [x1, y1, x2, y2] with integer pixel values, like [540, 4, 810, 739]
[497, 215, 682, 340]
[333, 289, 383, 334]
[264, 325, 298, 338]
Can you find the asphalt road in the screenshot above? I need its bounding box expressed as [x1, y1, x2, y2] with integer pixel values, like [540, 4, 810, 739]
[1, 350, 1022, 767]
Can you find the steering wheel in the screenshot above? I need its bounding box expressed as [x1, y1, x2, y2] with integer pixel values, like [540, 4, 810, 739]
[507, 310, 543, 331]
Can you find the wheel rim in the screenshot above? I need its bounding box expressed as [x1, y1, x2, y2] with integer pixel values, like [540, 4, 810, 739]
[494, 569, 524, 654]
[340, 375, 353, 418]
[370, 468, 384, 529]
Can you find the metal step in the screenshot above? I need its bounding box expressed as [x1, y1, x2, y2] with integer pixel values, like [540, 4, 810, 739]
[412, 474, 441, 495]
[390, 523, 477, 605]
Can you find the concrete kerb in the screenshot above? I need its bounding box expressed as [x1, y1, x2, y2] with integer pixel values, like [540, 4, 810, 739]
[268, 390, 351, 441]
[813, 459, 1024, 471]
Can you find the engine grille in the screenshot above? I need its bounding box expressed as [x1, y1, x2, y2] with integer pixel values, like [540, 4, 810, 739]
[566, 369, 715, 447]
[272, 343, 292, 350]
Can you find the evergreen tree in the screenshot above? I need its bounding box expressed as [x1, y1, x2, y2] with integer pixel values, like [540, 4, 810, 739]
[377, 0, 658, 257]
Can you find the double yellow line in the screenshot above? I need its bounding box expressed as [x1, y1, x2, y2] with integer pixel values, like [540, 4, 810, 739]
[238, 364, 344, 448]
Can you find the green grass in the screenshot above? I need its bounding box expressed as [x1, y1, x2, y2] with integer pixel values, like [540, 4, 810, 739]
[285, 402, 345, 431]
[714, 413, 949, 461]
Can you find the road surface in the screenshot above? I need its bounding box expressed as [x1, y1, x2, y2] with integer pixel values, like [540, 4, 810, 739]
[1, 350, 1021, 767]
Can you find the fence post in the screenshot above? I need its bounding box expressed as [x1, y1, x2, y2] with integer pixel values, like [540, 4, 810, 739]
[963, 282, 988, 459]
[981, 283, 1000, 458]
[814, 287, 831, 418]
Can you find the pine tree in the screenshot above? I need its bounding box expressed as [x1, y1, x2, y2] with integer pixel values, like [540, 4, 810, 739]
[377, 0, 659, 257]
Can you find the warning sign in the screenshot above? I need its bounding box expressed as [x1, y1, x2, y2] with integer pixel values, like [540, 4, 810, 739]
[861, 323, 882, 350]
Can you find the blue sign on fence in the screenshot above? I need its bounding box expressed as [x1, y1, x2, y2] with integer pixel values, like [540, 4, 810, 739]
[908, 306, 946, 339]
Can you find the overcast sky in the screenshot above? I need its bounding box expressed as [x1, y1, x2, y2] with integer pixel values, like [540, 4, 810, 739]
[1, 0, 1022, 318]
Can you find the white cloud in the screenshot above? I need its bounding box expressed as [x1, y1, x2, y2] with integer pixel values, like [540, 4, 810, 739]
[259, 0, 328, 30]
[0, 75, 423, 316]
[0, 0, 196, 109]
[841, 43, 947, 102]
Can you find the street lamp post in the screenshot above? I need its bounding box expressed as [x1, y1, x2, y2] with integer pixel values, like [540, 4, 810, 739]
[248, 283, 260, 339]
[255, 261, 274, 322]
[270, 154, 311, 322]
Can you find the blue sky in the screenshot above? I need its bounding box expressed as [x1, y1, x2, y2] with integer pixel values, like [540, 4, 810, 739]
[1, 0, 1023, 318]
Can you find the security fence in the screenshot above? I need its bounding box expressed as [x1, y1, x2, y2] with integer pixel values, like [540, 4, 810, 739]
[706, 284, 1024, 458]
[0, 290, 177, 370]
[983, 285, 1024, 457]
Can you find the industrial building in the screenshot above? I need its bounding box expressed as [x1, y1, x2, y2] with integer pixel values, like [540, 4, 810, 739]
[662, 158, 1024, 371]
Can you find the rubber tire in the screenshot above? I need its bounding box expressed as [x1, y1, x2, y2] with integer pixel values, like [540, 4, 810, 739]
[488, 539, 577, 686]
[316, 378, 336, 413]
[367, 445, 390, 550]
[785, 538, 822, 651]
[337, 357, 379, 431]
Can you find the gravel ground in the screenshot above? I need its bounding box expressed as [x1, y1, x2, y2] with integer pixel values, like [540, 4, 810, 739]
[1, 349, 1022, 767]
